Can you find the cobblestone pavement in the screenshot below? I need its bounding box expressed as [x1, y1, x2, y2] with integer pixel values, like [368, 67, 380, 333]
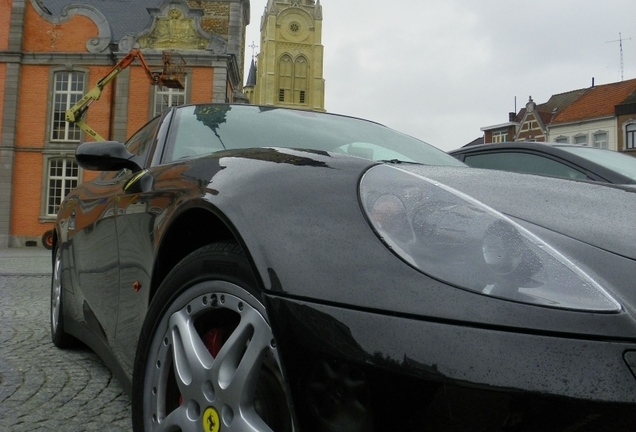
[0, 248, 132, 431]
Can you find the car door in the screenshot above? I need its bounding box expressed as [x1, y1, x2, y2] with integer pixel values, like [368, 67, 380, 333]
[111, 114, 171, 371]
[67, 165, 127, 345]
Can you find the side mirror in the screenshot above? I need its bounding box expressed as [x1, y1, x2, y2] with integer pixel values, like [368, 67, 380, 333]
[75, 141, 142, 172]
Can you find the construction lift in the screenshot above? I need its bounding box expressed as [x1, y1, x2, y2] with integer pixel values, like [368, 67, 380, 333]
[65, 49, 185, 142]
[40, 50, 186, 249]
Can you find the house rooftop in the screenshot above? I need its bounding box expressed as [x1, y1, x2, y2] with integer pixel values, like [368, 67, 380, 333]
[552, 78, 636, 124]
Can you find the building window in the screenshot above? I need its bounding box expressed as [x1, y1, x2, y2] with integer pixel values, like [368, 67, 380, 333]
[277, 54, 309, 106]
[593, 131, 608, 149]
[555, 136, 569, 143]
[289, 22, 301, 34]
[574, 135, 588, 146]
[278, 55, 293, 104]
[51, 71, 85, 142]
[492, 131, 508, 143]
[626, 123, 636, 149]
[46, 158, 79, 216]
[294, 57, 308, 105]
[153, 79, 187, 116]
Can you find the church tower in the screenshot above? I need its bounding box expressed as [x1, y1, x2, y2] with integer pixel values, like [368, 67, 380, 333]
[249, 0, 325, 111]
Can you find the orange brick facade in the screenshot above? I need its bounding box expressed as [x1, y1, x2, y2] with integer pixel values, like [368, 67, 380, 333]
[23, 3, 97, 53]
[0, 0, 249, 247]
[0, 1, 11, 51]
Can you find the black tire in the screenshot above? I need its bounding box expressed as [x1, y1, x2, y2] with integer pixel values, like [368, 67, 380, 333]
[51, 245, 73, 348]
[132, 242, 293, 432]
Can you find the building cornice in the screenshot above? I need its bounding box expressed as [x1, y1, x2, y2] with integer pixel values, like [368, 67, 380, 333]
[15, 52, 114, 65]
[547, 115, 615, 129]
[0, 52, 24, 63]
[480, 122, 518, 132]
[2, 50, 237, 69]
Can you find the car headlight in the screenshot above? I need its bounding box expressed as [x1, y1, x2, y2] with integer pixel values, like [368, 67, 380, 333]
[360, 165, 620, 312]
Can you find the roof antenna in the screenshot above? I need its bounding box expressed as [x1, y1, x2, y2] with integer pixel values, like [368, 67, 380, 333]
[606, 32, 631, 81]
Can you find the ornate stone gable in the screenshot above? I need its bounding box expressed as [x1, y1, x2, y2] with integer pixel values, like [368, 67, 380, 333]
[119, 1, 227, 54]
[138, 8, 207, 50]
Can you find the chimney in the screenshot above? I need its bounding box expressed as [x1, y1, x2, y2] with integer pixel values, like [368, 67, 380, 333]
[592, 77, 595, 88]
[509, 112, 516, 122]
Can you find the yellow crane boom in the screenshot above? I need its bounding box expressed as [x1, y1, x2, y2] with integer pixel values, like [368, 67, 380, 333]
[65, 49, 184, 141]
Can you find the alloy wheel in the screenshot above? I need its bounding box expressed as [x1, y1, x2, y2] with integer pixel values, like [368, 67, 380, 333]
[143, 280, 289, 432]
[51, 247, 62, 336]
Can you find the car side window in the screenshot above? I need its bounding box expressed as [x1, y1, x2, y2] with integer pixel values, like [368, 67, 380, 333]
[95, 117, 161, 182]
[124, 117, 161, 163]
[464, 152, 589, 180]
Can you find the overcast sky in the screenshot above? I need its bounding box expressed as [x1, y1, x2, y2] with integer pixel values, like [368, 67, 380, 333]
[244, 0, 636, 151]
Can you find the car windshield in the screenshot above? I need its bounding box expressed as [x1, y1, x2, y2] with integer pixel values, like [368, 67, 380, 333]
[558, 146, 636, 181]
[162, 104, 464, 167]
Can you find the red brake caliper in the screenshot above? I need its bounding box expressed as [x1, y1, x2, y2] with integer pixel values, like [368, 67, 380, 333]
[203, 328, 224, 357]
[179, 328, 224, 405]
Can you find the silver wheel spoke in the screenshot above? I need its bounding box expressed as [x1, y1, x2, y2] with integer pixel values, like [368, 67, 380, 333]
[212, 313, 256, 392]
[234, 321, 271, 406]
[228, 408, 274, 432]
[213, 308, 270, 403]
[169, 308, 214, 400]
[158, 405, 199, 432]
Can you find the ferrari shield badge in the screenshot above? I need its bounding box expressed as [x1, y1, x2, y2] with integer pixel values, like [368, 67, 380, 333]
[203, 406, 220, 432]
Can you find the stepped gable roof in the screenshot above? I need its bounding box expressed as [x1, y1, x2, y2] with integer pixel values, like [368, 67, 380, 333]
[537, 89, 587, 124]
[39, 0, 164, 42]
[515, 89, 586, 125]
[552, 78, 636, 124]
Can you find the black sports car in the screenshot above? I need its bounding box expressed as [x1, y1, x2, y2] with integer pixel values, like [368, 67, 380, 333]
[52, 104, 636, 432]
[449, 141, 636, 184]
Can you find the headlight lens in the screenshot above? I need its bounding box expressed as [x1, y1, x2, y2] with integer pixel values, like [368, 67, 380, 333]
[360, 165, 620, 312]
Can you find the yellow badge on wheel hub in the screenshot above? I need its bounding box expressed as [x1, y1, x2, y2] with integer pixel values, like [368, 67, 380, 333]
[203, 406, 221, 432]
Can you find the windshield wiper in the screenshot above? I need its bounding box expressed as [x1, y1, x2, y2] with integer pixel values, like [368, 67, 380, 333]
[380, 159, 422, 165]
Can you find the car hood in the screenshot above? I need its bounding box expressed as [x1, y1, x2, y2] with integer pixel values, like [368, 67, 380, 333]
[401, 165, 636, 261]
[166, 150, 636, 335]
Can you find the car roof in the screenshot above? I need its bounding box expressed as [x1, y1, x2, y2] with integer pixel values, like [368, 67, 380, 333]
[448, 141, 586, 154]
[447, 141, 636, 184]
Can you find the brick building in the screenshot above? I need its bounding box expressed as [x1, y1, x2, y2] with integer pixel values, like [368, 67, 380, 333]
[480, 78, 636, 156]
[0, 0, 250, 248]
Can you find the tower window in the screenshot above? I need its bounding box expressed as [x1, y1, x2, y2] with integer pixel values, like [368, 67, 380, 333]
[293, 57, 308, 105]
[278, 55, 292, 103]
